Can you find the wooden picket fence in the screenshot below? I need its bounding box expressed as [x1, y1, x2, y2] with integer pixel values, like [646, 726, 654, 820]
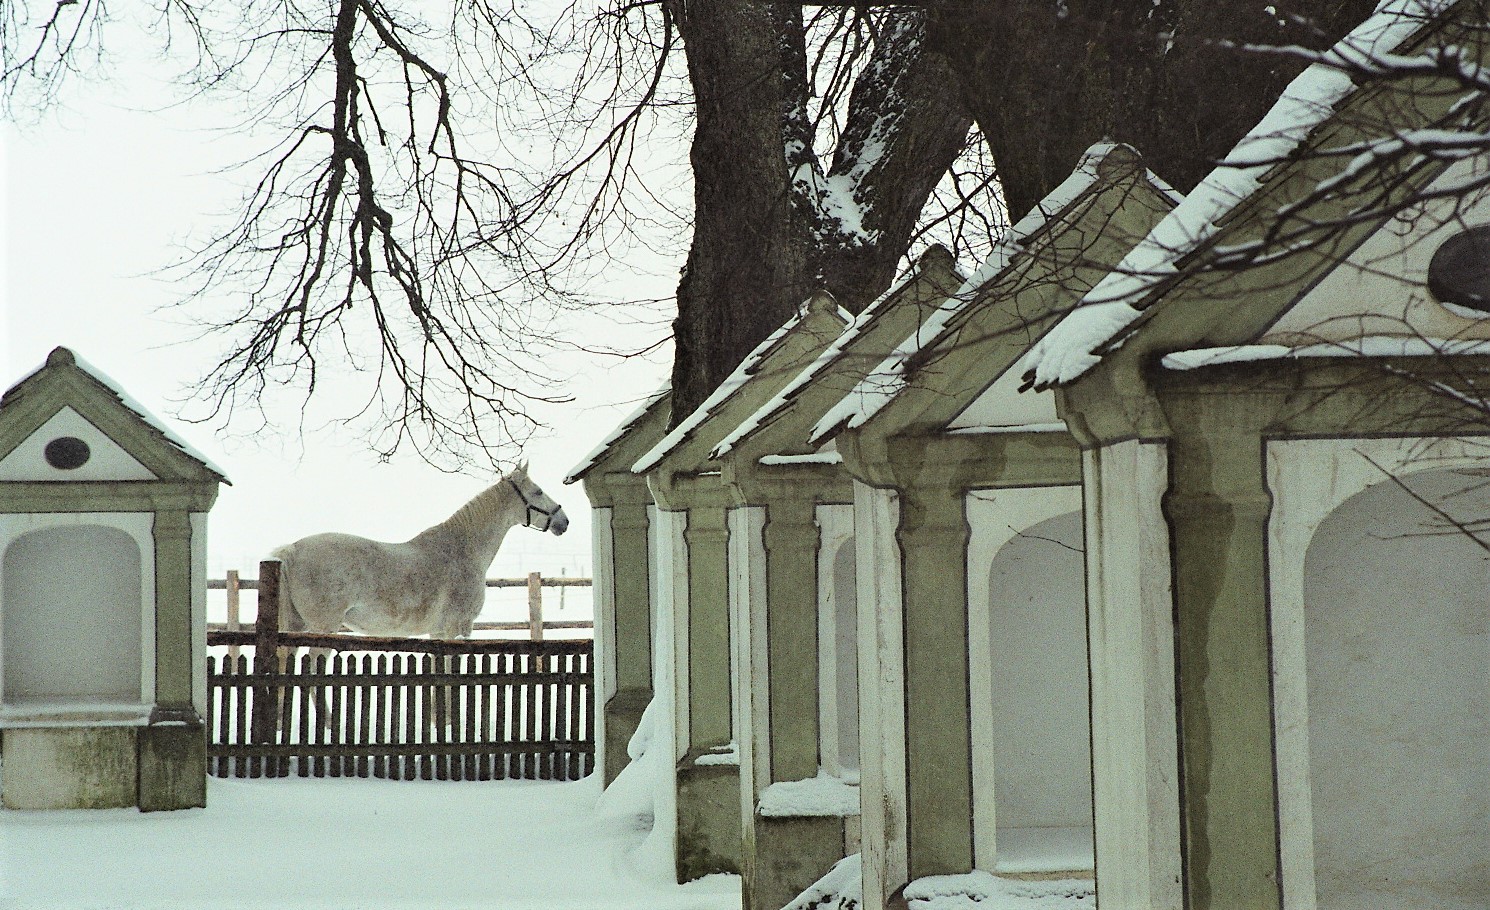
[206, 562, 594, 781]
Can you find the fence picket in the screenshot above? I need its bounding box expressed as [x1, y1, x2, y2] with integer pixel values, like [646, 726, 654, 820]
[206, 636, 593, 782]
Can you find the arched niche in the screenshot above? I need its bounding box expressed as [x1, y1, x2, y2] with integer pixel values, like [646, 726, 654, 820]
[2, 523, 145, 705]
[1269, 437, 1490, 910]
[816, 504, 859, 780]
[1302, 470, 1488, 910]
[965, 486, 1090, 875]
[985, 509, 1092, 873]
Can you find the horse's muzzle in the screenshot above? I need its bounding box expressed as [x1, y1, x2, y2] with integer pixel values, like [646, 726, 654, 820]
[550, 511, 570, 535]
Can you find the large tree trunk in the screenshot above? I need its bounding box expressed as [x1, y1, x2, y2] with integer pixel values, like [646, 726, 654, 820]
[669, 3, 971, 423]
[924, 0, 1379, 218]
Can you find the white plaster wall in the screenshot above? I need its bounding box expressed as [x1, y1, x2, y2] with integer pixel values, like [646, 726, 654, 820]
[648, 504, 681, 878]
[1263, 154, 1490, 345]
[592, 507, 618, 704]
[852, 482, 906, 910]
[947, 368, 1060, 430]
[965, 486, 1085, 873]
[652, 507, 690, 759]
[816, 504, 858, 779]
[728, 506, 768, 801]
[0, 513, 156, 715]
[1269, 437, 1490, 910]
[1082, 441, 1182, 910]
[983, 505, 1091, 872]
[0, 408, 155, 482]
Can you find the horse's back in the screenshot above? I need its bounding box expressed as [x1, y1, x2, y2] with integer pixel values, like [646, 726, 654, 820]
[272, 532, 473, 635]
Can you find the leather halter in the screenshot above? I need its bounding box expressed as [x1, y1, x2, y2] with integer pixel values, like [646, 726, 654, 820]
[509, 478, 559, 532]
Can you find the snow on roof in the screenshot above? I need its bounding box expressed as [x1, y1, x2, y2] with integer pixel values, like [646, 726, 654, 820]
[710, 250, 961, 459]
[808, 142, 1164, 444]
[6, 347, 230, 480]
[758, 451, 843, 466]
[1023, 0, 1452, 389]
[632, 301, 833, 475]
[944, 422, 1069, 435]
[563, 383, 669, 484]
[1160, 335, 1490, 369]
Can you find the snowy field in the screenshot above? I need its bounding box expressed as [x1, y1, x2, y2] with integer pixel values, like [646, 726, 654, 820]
[0, 776, 739, 910]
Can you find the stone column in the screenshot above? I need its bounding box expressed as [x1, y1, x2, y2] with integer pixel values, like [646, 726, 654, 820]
[897, 484, 975, 880]
[142, 508, 205, 811]
[602, 499, 654, 785]
[675, 502, 741, 880]
[1164, 422, 1281, 910]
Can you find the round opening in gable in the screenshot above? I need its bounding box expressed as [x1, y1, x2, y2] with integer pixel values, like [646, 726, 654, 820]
[1427, 224, 1490, 313]
[44, 436, 91, 470]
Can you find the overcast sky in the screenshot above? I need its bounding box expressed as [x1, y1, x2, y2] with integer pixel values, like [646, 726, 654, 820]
[1, 39, 674, 581]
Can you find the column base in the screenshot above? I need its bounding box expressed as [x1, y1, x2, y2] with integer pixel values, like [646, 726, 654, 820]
[677, 756, 742, 881]
[602, 688, 653, 787]
[746, 812, 858, 910]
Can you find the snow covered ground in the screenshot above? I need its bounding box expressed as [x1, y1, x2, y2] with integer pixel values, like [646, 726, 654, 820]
[0, 775, 740, 910]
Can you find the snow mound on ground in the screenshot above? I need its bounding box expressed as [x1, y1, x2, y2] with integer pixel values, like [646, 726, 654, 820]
[594, 698, 676, 885]
[782, 852, 863, 910]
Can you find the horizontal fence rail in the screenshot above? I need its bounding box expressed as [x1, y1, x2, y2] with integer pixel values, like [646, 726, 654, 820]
[208, 570, 593, 642]
[206, 561, 594, 782]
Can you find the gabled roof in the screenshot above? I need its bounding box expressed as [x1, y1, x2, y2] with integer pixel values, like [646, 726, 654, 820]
[710, 245, 966, 461]
[809, 142, 1183, 444]
[632, 294, 851, 475]
[1024, 0, 1458, 388]
[0, 347, 229, 483]
[563, 385, 671, 485]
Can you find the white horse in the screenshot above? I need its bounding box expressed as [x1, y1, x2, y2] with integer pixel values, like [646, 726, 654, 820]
[272, 463, 570, 639]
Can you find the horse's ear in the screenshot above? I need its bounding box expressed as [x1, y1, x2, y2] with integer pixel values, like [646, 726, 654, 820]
[515, 460, 529, 478]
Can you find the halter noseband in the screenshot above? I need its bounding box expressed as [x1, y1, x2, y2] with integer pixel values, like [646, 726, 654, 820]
[509, 478, 559, 532]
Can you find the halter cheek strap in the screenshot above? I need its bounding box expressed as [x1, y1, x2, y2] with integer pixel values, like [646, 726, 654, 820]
[509, 479, 559, 532]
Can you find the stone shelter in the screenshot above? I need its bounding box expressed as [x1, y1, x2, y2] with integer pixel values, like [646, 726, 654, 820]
[1021, 4, 1490, 909]
[709, 246, 965, 910]
[564, 386, 671, 786]
[630, 296, 852, 882]
[0, 347, 226, 811]
[802, 143, 1181, 910]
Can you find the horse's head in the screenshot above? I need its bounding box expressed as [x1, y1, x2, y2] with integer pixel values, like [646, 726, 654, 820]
[507, 463, 570, 536]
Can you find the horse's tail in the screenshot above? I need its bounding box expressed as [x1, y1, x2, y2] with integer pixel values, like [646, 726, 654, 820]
[268, 546, 306, 632]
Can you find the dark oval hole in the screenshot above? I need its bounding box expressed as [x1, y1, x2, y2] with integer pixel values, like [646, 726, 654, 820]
[1428, 225, 1490, 313]
[44, 436, 91, 470]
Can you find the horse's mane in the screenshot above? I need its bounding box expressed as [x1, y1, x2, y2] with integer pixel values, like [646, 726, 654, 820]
[438, 467, 525, 538]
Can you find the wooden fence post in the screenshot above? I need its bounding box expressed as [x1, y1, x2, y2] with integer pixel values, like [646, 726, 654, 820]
[226, 569, 241, 662]
[528, 572, 544, 641]
[252, 560, 282, 773]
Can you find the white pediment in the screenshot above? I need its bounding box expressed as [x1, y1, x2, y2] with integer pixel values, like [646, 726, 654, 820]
[0, 407, 157, 482]
[1264, 154, 1490, 346]
[946, 364, 1059, 431]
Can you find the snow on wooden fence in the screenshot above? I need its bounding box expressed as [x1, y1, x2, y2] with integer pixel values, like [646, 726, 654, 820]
[206, 562, 594, 782]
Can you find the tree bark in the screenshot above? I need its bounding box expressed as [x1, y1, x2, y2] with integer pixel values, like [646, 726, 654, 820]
[669, 3, 971, 423]
[924, 0, 1379, 219]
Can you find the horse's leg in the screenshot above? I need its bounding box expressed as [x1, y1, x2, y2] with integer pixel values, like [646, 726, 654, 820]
[428, 592, 479, 742]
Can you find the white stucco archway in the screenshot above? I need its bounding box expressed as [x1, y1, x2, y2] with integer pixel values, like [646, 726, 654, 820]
[1269, 436, 1490, 910]
[966, 486, 1091, 874]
